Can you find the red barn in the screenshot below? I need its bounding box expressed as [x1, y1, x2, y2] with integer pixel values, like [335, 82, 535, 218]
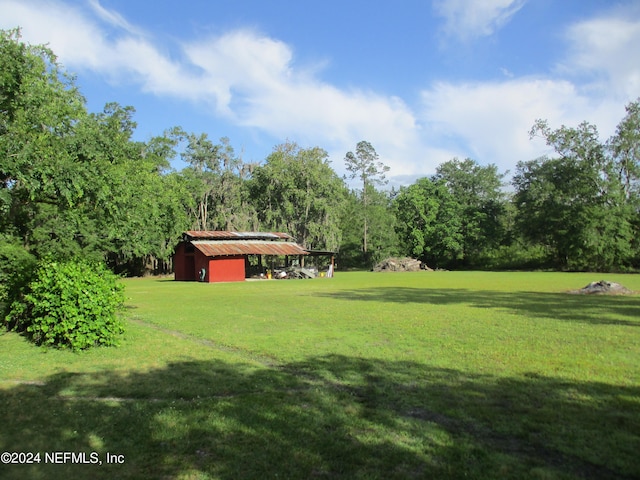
[173, 231, 309, 283]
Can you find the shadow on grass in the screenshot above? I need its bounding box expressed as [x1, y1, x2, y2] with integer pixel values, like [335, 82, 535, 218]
[314, 287, 640, 327]
[1, 355, 638, 479]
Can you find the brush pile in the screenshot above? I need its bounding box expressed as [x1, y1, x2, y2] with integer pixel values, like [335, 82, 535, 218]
[373, 257, 427, 272]
[569, 280, 633, 295]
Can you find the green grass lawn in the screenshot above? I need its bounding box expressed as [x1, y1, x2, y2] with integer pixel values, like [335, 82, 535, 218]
[1, 271, 639, 479]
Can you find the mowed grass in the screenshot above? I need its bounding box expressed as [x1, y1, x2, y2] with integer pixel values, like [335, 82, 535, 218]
[1, 271, 639, 479]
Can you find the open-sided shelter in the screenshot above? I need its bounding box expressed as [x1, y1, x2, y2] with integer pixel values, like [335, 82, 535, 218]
[174, 231, 309, 282]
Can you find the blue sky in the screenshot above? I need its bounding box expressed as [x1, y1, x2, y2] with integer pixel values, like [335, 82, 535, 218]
[2, 0, 639, 186]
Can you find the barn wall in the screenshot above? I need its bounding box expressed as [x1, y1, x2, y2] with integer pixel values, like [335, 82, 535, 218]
[208, 255, 246, 282]
[174, 244, 247, 283]
[174, 243, 196, 281]
[194, 250, 210, 282]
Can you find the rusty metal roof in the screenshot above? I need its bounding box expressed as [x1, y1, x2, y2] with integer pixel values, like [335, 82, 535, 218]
[185, 231, 294, 241]
[192, 240, 308, 257]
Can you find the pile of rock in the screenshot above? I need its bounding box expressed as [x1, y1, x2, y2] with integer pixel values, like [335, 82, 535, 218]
[569, 280, 633, 295]
[373, 257, 426, 272]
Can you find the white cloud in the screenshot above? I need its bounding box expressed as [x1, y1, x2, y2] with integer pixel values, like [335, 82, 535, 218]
[87, 0, 143, 36]
[0, 0, 202, 97]
[183, 30, 296, 116]
[419, 78, 624, 174]
[433, 0, 527, 40]
[418, 5, 640, 178]
[178, 31, 426, 176]
[1, 0, 103, 66]
[560, 10, 640, 99]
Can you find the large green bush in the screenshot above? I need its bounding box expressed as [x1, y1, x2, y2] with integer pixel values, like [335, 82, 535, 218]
[0, 236, 37, 317]
[4, 259, 125, 350]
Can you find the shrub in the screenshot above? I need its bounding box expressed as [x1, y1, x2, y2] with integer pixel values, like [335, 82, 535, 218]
[0, 236, 37, 317]
[475, 242, 551, 270]
[4, 259, 125, 351]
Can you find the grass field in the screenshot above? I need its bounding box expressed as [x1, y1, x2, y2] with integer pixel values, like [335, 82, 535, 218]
[1, 271, 639, 479]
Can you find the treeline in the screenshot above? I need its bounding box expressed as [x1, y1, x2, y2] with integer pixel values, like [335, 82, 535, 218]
[392, 104, 640, 272]
[2, 29, 639, 277]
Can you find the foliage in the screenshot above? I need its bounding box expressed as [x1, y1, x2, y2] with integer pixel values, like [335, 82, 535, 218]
[434, 158, 508, 266]
[1, 28, 86, 255]
[393, 177, 463, 268]
[1, 30, 191, 274]
[359, 186, 400, 266]
[179, 132, 259, 231]
[2, 28, 639, 275]
[335, 191, 365, 268]
[68, 105, 193, 274]
[212, 137, 259, 231]
[250, 141, 347, 250]
[607, 99, 640, 202]
[0, 234, 36, 317]
[514, 114, 636, 271]
[344, 141, 390, 259]
[339, 187, 399, 268]
[607, 99, 640, 267]
[179, 131, 223, 230]
[473, 241, 550, 270]
[4, 259, 125, 351]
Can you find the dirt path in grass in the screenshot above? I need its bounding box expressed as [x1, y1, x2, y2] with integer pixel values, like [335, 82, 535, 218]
[128, 317, 632, 480]
[128, 317, 281, 367]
